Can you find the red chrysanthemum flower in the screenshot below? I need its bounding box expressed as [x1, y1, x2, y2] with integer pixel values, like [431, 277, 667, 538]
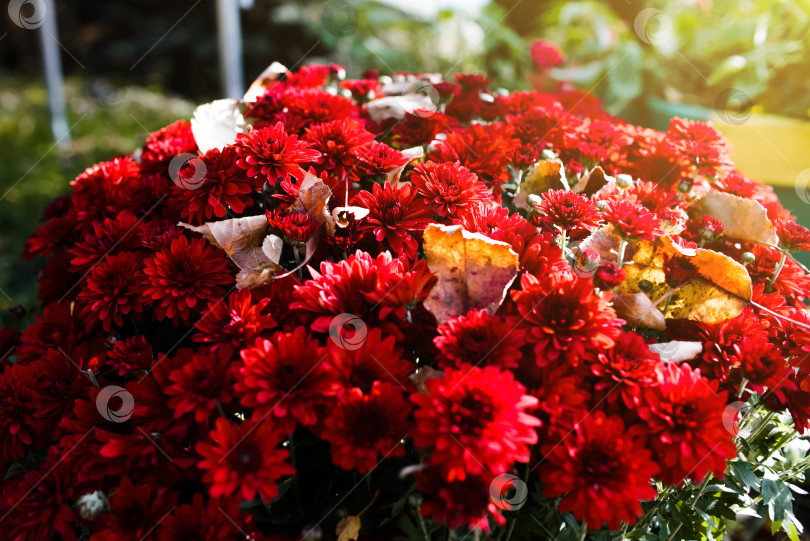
[434, 309, 525, 370]
[339, 78, 381, 99]
[173, 146, 257, 224]
[682, 215, 725, 244]
[16, 301, 98, 364]
[587, 330, 661, 407]
[303, 118, 375, 180]
[196, 418, 295, 501]
[392, 111, 454, 148]
[532, 189, 602, 235]
[77, 251, 145, 331]
[410, 161, 492, 218]
[540, 412, 658, 530]
[511, 272, 623, 365]
[429, 123, 516, 192]
[140, 119, 197, 168]
[356, 182, 433, 259]
[69, 211, 142, 273]
[603, 199, 662, 241]
[593, 261, 625, 290]
[234, 121, 320, 184]
[142, 236, 233, 324]
[91, 476, 176, 541]
[411, 365, 540, 481]
[415, 468, 504, 532]
[354, 140, 408, 176]
[666, 117, 733, 177]
[322, 382, 411, 473]
[326, 326, 414, 392]
[530, 40, 565, 68]
[156, 493, 245, 541]
[236, 327, 339, 433]
[266, 208, 319, 244]
[455, 203, 536, 259]
[5, 448, 78, 541]
[362, 257, 437, 319]
[107, 335, 153, 376]
[638, 363, 737, 486]
[775, 219, 810, 252]
[166, 350, 234, 423]
[193, 291, 276, 358]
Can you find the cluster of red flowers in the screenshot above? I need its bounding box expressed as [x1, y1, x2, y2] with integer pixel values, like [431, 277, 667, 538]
[4, 62, 810, 540]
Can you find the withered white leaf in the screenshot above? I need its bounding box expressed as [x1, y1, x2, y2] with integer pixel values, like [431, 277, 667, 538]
[244, 61, 288, 103]
[649, 341, 703, 363]
[190, 99, 247, 154]
[423, 223, 519, 324]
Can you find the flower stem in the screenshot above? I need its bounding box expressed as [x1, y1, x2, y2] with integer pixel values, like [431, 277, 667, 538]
[559, 228, 567, 252]
[616, 239, 628, 267]
[769, 251, 788, 286]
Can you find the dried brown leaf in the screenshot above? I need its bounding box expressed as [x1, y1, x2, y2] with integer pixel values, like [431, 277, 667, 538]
[613, 292, 667, 330]
[572, 166, 612, 196]
[513, 159, 569, 210]
[423, 224, 519, 324]
[695, 191, 776, 245]
[336, 516, 361, 541]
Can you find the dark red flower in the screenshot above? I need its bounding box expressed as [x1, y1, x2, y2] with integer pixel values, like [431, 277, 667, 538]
[339, 78, 381, 100]
[355, 140, 408, 176]
[173, 146, 257, 224]
[322, 382, 411, 473]
[107, 335, 153, 375]
[91, 476, 176, 541]
[638, 363, 737, 485]
[415, 468, 504, 532]
[140, 119, 196, 168]
[434, 309, 525, 370]
[540, 412, 658, 530]
[532, 189, 602, 235]
[411, 365, 540, 481]
[193, 291, 276, 358]
[603, 200, 662, 241]
[362, 257, 437, 319]
[157, 493, 245, 541]
[512, 272, 623, 365]
[683, 215, 725, 244]
[356, 182, 433, 259]
[196, 417, 295, 501]
[392, 111, 454, 148]
[0, 363, 43, 462]
[775, 219, 810, 252]
[410, 161, 492, 218]
[142, 236, 233, 324]
[326, 326, 414, 393]
[77, 251, 145, 331]
[166, 350, 234, 423]
[593, 262, 625, 289]
[587, 331, 660, 407]
[236, 327, 338, 433]
[303, 118, 374, 179]
[69, 211, 142, 273]
[234, 121, 320, 184]
[663, 255, 698, 287]
[16, 302, 98, 364]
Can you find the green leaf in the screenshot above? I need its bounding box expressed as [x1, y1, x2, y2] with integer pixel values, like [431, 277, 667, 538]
[728, 460, 761, 490]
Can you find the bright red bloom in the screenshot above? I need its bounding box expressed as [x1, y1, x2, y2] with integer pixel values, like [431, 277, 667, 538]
[326, 327, 414, 393]
[411, 365, 540, 481]
[603, 199, 662, 241]
[236, 327, 338, 433]
[356, 182, 433, 259]
[410, 161, 492, 218]
[234, 121, 320, 184]
[355, 140, 408, 176]
[430, 123, 516, 192]
[77, 251, 145, 331]
[593, 262, 625, 290]
[434, 309, 525, 370]
[682, 215, 725, 244]
[540, 412, 658, 530]
[173, 146, 256, 223]
[533, 189, 602, 235]
[587, 331, 660, 407]
[142, 236, 233, 324]
[512, 272, 623, 365]
[196, 418, 295, 501]
[339, 78, 381, 99]
[193, 291, 275, 358]
[156, 493, 245, 541]
[322, 382, 411, 473]
[775, 219, 810, 252]
[166, 350, 234, 423]
[266, 208, 319, 244]
[362, 257, 437, 319]
[392, 111, 454, 147]
[303, 118, 374, 179]
[415, 468, 505, 532]
[667, 117, 733, 177]
[456, 203, 536, 259]
[530, 40, 565, 68]
[638, 363, 737, 486]
[140, 119, 196, 168]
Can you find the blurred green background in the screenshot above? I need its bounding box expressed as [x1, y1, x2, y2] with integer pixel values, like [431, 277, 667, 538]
[2, 0, 810, 328]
